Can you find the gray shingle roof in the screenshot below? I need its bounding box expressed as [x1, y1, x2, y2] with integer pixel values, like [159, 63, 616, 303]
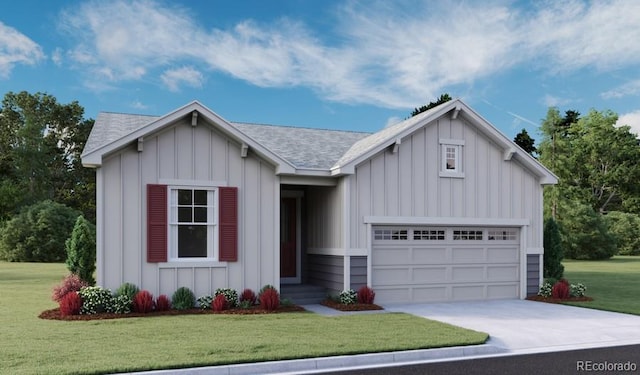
[83, 112, 370, 170]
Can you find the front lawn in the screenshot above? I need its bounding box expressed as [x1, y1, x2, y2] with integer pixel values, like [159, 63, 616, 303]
[563, 256, 640, 315]
[0, 262, 488, 375]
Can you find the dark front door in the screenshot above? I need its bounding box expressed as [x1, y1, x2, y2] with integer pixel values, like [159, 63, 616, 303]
[280, 197, 297, 278]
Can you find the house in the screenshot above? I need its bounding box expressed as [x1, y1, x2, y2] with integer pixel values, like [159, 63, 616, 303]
[81, 99, 557, 304]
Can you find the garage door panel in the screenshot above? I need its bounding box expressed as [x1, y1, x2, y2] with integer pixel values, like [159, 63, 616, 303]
[487, 265, 519, 281]
[452, 285, 485, 300]
[372, 248, 410, 265]
[375, 288, 410, 303]
[413, 267, 447, 283]
[451, 248, 485, 263]
[487, 284, 519, 299]
[412, 286, 448, 302]
[412, 248, 448, 263]
[487, 248, 519, 263]
[452, 266, 485, 281]
[372, 268, 410, 285]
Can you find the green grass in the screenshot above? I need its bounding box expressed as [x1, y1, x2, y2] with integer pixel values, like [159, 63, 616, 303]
[563, 256, 640, 315]
[0, 262, 488, 375]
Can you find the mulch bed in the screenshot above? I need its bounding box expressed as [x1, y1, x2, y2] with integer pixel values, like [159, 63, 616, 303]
[526, 295, 593, 304]
[320, 299, 384, 311]
[39, 305, 306, 321]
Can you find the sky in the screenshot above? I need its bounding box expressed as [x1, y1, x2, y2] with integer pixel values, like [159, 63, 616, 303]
[2, 0, 640, 140]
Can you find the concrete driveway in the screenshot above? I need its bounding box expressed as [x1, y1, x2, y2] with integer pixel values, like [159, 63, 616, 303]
[384, 299, 640, 354]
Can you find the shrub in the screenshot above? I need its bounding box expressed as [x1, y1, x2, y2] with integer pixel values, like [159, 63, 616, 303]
[65, 215, 96, 285]
[551, 279, 570, 299]
[133, 290, 155, 313]
[238, 300, 253, 309]
[259, 285, 280, 311]
[214, 288, 238, 308]
[570, 283, 587, 297]
[280, 298, 293, 307]
[605, 211, 640, 255]
[212, 294, 227, 311]
[538, 281, 553, 298]
[112, 294, 133, 314]
[171, 287, 195, 310]
[59, 291, 82, 316]
[155, 295, 171, 311]
[357, 286, 375, 304]
[561, 203, 616, 260]
[52, 273, 89, 302]
[197, 295, 213, 310]
[78, 286, 114, 314]
[0, 200, 80, 262]
[115, 282, 139, 300]
[543, 218, 564, 279]
[339, 289, 357, 305]
[240, 288, 257, 305]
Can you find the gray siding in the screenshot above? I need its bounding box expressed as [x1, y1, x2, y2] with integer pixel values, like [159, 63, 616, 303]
[350, 256, 367, 291]
[97, 118, 278, 297]
[307, 254, 344, 293]
[306, 185, 343, 249]
[350, 116, 543, 252]
[527, 254, 540, 296]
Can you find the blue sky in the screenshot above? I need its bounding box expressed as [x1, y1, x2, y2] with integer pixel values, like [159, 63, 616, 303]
[2, 0, 640, 140]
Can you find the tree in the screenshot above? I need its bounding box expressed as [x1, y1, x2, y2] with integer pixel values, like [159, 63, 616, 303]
[0, 91, 95, 222]
[0, 200, 80, 262]
[410, 93, 452, 117]
[543, 218, 564, 279]
[65, 215, 97, 284]
[560, 203, 616, 260]
[513, 128, 537, 156]
[605, 211, 640, 255]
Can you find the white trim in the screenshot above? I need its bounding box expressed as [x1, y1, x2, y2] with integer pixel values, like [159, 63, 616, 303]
[306, 247, 368, 257]
[439, 171, 466, 178]
[95, 168, 104, 286]
[343, 256, 351, 290]
[364, 216, 529, 226]
[168, 187, 218, 261]
[519, 225, 528, 299]
[279, 175, 337, 186]
[159, 179, 227, 187]
[366, 223, 372, 287]
[439, 138, 465, 146]
[158, 261, 228, 268]
[527, 247, 544, 255]
[538, 254, 544, 288]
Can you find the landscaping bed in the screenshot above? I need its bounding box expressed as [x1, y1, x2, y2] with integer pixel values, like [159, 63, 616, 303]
[39, 304, 306, 321]
[320, 299, 383, 311]
[526, 295, 593, 304]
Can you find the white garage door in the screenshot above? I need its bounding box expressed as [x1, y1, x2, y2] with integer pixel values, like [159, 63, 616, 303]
[372, 226, 520, 304]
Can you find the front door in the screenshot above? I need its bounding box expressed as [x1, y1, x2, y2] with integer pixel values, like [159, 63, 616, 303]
[280, 197, 299, 282]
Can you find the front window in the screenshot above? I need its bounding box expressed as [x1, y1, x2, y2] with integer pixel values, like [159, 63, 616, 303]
[170, 188, 217, 259]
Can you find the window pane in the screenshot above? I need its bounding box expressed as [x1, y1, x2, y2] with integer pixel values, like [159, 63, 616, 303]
[178, 207, 192, 222]
[178, 190, 192, 205]
[194, 190, 207, 205]
[194, 207, 207, 223]
[446, 147, 456, 170]
[178, 225, 207, 257]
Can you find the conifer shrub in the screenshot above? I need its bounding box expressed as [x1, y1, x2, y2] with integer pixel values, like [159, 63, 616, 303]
[59, 291, 82, 316]
[239, 288, 257, 305]
[155, 295, 171, 311]
[357, 286, 376, 304]
[212, 294, 227, 311]
[65, 215, 96, 285]
[551, 279, 570, 299]
[259, 285, 280, 311]
[115, 282, 139, 300]
[52, 274, 89, 302]
[133, 290, 155, 313]
[171, 287, 195, 310]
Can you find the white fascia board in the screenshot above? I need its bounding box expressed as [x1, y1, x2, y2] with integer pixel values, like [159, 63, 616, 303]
[279, 175, 337, 186]
[364, 216, 530, 227]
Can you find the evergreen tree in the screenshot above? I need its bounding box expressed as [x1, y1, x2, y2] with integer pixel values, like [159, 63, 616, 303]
[65, 215, 97, 285]
[513, 128, 537, 156]
[543, 218, 564, 279]
[410, 93, 452, 117]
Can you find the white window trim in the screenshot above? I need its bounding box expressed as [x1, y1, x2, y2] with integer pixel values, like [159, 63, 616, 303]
[168, 186, 219, 261]
[439, 139, 465, 178]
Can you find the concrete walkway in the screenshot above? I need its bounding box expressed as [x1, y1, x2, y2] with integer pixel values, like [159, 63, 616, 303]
[123, 300, 640, 375]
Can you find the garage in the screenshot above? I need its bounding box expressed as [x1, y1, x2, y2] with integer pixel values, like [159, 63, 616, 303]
[372, 226, 521, 304]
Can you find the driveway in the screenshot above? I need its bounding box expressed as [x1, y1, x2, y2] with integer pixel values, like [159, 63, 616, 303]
[384, 299, 640, 354]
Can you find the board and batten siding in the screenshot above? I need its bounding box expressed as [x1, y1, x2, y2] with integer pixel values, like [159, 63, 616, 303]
[305, 185, 344, 250]
[350, 116, 542, 252]
[97, 118, 278, 297]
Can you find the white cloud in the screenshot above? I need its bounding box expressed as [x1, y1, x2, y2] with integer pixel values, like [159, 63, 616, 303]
[56, 0, 640, 108]
[601, 79, 640, 99]
[617, 110, 640, 136]
[0, 22, 44, 78]
[384, 116, 402, 128]
[51, 48, 63, 66]
[542, 94, 573, 108]
[130, 100, 148, 110]
[160, 66, 203, 92]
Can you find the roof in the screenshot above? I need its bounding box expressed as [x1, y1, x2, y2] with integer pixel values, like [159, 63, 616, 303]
[81, 99, 557, 184]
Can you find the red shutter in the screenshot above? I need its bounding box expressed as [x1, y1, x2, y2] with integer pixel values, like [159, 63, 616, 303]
[219, 186, 238, 262]
[147, 184, 168, 263]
